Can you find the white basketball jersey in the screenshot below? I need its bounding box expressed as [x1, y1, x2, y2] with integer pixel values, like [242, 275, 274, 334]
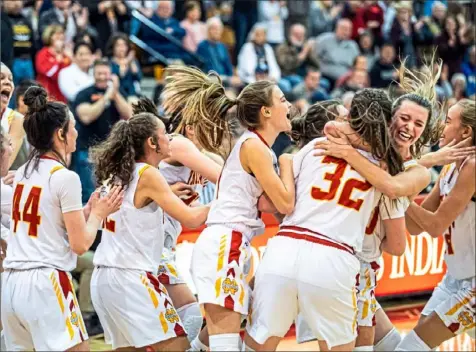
[1, 107, 15, 132]
[439, 161, 476, 280]
[206, 130, 278, 241]
[3, 157, 83, 271]
[1, 178, 13, 236]
[281, 138, 379, 252]
[94, 163, 164, 274]
[357, 160, 415, 262]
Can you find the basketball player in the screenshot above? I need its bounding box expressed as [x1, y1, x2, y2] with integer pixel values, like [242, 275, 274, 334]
[1, 86, 123, 351]
[132, 97, 222, 348]
[89, 112, 210, 351]
[163, 65, 295, 351]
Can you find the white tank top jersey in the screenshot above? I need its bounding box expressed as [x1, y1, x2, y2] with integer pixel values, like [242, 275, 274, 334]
[3, 157, 83, 272]
[439, 160, 476, 280]
[94, 163, 165, 274]
[281, 138, 380, 253]
[357, 160, 416, 262]
[1, 178, 13, 239]
[206, 130, 278, 241]
[1, 107, 15, 132]
[159, 159, 207, 241]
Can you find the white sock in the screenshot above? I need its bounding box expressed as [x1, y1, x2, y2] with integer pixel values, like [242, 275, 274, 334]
[242, 342, 255, 351]
[177, 302, 204, 342]
[209, 333, 241, 351]
[395, 330, 431, 351]
[374, 327, 402, 351]
[189, 335, 209, 351]
[354, 346, 373, 351]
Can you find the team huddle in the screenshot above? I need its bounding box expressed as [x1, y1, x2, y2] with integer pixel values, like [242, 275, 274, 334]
[0, 55, 474, 352]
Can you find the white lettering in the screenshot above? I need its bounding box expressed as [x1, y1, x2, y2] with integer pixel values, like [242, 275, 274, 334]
[414, 233, 433, 276]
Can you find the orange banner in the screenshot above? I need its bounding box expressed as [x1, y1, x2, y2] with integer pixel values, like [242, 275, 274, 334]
[178, 195, 446, 297]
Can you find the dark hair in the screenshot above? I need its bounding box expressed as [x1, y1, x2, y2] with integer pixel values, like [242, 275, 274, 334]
[105, 32, 130, 58]
[349, 88, 404, 176]
[91, 113, 162, 187]
[132, 96, 173, 130]
[185, 0, 200, 14]
[93, 58, 111, 71]
[73, 41, 93, 56]
[73, 30, 99, 52]
[15, 80, 42, 105]
[291, 100, 342, 147]
[22, 86, 70, 177]
[163, 65, 276, 154]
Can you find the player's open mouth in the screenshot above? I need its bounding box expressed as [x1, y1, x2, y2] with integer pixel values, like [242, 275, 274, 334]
[396, 130, 413, 142]
[0, 88, 11, 103]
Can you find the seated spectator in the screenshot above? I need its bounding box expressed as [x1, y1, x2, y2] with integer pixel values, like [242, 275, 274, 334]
[335, 55, 370, 88]
[276, 24, 320, 93]
[330, 69, 368, 99]
[315, 18, 360, 85]
[258, 0, 288, 47]
[451, 73, 468, 101]
[196, 18, 241, 88]
[74, 29, 102, 59]
[292, 67, 328, 113]
[358, 30, 378, 69]
[140, 0, 190, 63]
[106, 33, 142, 100]
[309, 0, 343, 37]
[73, 59, 132, 203]
[58, 41, 94, 104]
[237, 24, 282, 88]
[180, 1, 207, 53]
[35, 24, 72, 103]
[461, 45, 475, 98]
[369, 43, 398, 88]
[4, 0, 35, 86]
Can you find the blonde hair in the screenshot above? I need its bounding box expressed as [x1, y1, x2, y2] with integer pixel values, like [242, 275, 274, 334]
[42, 24, 64, 46]
[458, 99, 476, 146]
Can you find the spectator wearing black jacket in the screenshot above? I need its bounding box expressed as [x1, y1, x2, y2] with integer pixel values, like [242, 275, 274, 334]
[369, 43, 398, 88]
[0, 9, 14, 69]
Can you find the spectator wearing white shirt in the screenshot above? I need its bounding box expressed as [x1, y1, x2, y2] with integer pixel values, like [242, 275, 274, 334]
[258, 0, 288, 48]
[58, 41, 94, 104]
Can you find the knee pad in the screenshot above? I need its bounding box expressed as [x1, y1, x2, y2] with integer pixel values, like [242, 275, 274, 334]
[374, 327, 402, 351]
[177, 302, 204, 342]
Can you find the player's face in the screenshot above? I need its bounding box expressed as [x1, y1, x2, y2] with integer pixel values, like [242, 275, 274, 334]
[155, 127, 172, 162]
[0, 65, 14, 113]
[1, 134, 13, 177]
[268, 86, 292, 133]
[440, 103, 465, 147]
[64, 112, 78, 154]
[391, 100, 429, 152]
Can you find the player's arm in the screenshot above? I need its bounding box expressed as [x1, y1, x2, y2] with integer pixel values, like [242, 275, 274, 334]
[7, 112, 26, 169]
[406, 158, 475, 237]
[60, 172, 124, 255]
[167, 137, 222, 183]
[405, 179, 442, 235]
[242, 139, 295, 215]
[379, 196, 408, 256]
[140, 166, 210, 228]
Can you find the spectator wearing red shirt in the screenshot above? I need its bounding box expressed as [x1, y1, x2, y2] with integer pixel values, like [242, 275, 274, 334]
[341, 0, 365, 40]
[362, 0, 384, 45]
[35, 24, 71, 103]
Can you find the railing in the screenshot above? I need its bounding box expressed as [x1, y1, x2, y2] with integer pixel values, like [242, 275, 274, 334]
[129, 35, 169, 66]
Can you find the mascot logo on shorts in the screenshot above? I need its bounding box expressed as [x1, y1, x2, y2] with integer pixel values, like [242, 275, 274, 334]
[158, 265, 167, 275]
[458, 311, 474, 327]
[70, 311, 79, 327]
[222, 278, 238, 295]
[165, 308, 180, 323]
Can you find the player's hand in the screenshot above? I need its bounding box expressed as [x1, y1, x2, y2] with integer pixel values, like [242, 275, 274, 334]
[3, 170, 15, 185]
[170, 182, 194, 198]
[429, 138, 476, 166]
[313, 129, 354, 159]
[257, 193, 278, 214]
[91, 185, 124, 219]
[84, 189, 100, 221]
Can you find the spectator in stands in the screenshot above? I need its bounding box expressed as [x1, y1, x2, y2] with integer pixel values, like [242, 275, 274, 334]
[237, 24, 283, 89]
[180, 1, 207, 53]
[437, 15, 470, 78]
[461, 44, 475, 98]
[80, 0, 129, 53]
[258, 0, 288, 48]
[450, 73, 468, 102]
[127, 0, 157, 36]
[35, 25, 72, 103]
[330, 69, 368, 99]
[39, 0, 89, 45]
[73, 59, 132, 203]
[232, 0, 258, 61]
[74, 29, 102, 58]
[3, 0, 36, 86]
[292, 67, 328, 113]
[358, 30, 378, 69]
[286, 0, 311, 32]
[58, 41, 94, 104]
[335, 55, 370, 88]
[341, 0, 365, 40]
[315, 18, 360, 86]
[362, 0, 384, 45]
[276, 24, 320, 93]
[196, 17, 241, 88]
[369, 42, 397, 88]
[141, 0, 190, 63]
[309, 0, 343, 37]
[1, 6, 14, 69]
[106, 33, 142, 100]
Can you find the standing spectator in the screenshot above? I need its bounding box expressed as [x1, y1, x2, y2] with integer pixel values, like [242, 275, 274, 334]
[461, 45, 475, 98]
[315, 19, 360, 86]
[180, 1, 207, 53]
[309, 0, 343, 37]
[140, 1, 190, 63]
[276, 24, 320, 92]
[232, 0, 258, 62]
[196, 17, 241, 87]
[4, 0, 36, 85]
[341, 0, 366, 40]
[58, 41, 95, 104]
[39, 0, 90, 45]
[389, 2, 420, 68]
[258, 0, 288, 48]
[369, 42, 397, 88]
[74, 29, 102, 58]
[286, 0, 311, 32]
[0, 7, 14, 69]
[126, 0, 157, 36]
[237, 24, 282, 88]
[437, 16, 469, 79]
[35, 25, 72, 103]
[358, 31, 378, 69]
[106, 33, 142, 100]
[174, 0, 206, 22]
[73, 59, 132, 203]
[362, 0, 384, 45]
